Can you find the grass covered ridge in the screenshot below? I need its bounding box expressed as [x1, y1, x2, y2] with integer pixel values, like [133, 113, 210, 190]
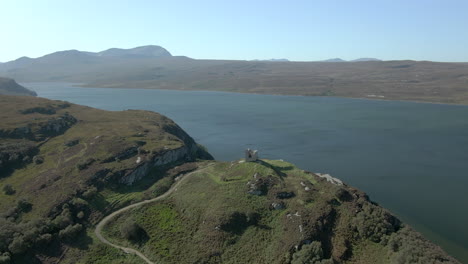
[103, 159, 459, 264]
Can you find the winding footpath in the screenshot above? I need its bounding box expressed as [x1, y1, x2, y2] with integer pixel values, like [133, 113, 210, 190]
[95, 164, 213, 264]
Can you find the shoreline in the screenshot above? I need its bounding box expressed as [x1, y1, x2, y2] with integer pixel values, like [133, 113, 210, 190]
[22, 81, 468, 107]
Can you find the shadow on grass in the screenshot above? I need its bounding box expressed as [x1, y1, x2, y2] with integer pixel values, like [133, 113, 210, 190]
[67, 231, 94, 250]
[256, 160, 294, 179]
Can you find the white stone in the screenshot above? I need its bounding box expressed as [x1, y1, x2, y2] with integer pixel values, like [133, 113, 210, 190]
[316, 173, 344, 186]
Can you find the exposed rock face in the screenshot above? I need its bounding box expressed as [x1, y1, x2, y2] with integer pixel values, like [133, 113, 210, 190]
[0, 113, 77, 141]
[119, 143, 199, 185]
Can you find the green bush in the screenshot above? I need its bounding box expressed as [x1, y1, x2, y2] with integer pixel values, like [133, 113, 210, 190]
[58, 224, 83, 240]
[16, 199, 32, 213]
[8, 236, 27, 254]
[82, 186, 98, 199]
[353, 203, 399, 242]
[52, 208, 74, 229]
[120, 218, 145, 241]
[2, 185, 15, 195]
[292, 241, 323, 264]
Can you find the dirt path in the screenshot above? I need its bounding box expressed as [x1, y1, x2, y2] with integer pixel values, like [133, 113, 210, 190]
[94, 163, 213, 264]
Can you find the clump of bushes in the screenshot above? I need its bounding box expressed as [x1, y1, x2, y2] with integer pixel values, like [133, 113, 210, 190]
[2, 199, 33, 220]
[291, 241, 333, 264]
[19, 106, 56, 115]
[58, 224, 83, 240]
[352, 203, 400, 243]
[76, 158, 95, 170]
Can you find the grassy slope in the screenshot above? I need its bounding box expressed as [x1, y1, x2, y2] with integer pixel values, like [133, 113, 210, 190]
[0, 95, 187, 219]
[102, 160, 460, 264]
[0, 95, 211, 263]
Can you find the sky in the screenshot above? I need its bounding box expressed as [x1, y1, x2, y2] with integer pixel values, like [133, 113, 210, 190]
[1, 0, 468, 62]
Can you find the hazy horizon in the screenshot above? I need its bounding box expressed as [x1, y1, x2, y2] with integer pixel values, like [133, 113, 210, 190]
[1, 0, 468, 62]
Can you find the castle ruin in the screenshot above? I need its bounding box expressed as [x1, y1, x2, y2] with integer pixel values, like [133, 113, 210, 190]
[245, 148, 258, 162]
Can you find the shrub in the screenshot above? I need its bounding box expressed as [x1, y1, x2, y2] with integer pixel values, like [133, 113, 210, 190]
[36, 233, 53, 245]
[76, 158, 95, 170]
[82, 186, 98, 199]
[71, 198, 88, 210]
[76, 211, 85, 219]
[52, 208, 74, 229]
[120, 218, 145, 241]
[353, 203, 400, 242]
[16, 199, 32, 213]
[291, 241, 334, 264]
[220, 212, 249, 235]
[8, 236, 27, 254]
[0, 219, 16, 252]
[32, 156, 43, 164]
[58, 224, 83, 240]
[0, 252, 11, 264]
[2, 185, 15, 195]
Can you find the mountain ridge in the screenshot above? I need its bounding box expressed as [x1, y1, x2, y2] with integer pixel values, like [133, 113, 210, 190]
[2, 45, 468, 105]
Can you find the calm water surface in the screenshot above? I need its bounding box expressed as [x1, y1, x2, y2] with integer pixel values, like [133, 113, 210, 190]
[23, 83, 468, 261]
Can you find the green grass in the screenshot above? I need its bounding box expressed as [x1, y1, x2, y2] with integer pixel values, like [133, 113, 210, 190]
[100, 159, 458, 263]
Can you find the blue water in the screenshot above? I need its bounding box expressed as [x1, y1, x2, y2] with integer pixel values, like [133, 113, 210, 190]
[23, 82, 468, 261]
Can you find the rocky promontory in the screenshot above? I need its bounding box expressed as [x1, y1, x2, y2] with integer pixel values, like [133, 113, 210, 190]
[0, 77, 36, 96]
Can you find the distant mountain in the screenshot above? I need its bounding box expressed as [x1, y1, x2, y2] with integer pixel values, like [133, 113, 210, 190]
[0, 77, 37, 96]
[0, 45, 171, 73]
[1, 56, 35, 69]
[322, 58, 346, 62]
[2, 46, 468, 104]
[97, 45, 172, 57]
[253, 58, 289, 62]
[351, 58, 381, 62]
[321, 58, 381, 62]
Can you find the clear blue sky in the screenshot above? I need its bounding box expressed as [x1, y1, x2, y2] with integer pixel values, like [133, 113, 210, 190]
[1, 0, 467, 62]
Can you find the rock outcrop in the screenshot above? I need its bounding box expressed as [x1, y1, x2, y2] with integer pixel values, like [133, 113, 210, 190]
[0, 113, 77, 141]
[119, 143, 199, 185]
